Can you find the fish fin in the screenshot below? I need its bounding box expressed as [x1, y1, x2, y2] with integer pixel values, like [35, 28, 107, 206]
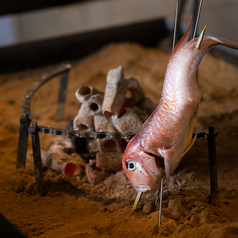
[165, 165, 170, 197]
[180, 113, 198, 158]
[195, 25, 207, 50]
[181, 132, 197, 158]
[171, 16, 192, 57]
[164, 131, 196, 196]
[164, 149, 175, 195]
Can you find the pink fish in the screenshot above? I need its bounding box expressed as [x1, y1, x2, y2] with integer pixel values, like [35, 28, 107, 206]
[122, 24, 238, 193]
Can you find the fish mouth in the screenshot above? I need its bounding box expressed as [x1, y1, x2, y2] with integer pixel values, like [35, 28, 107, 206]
[136, 185, 151, 192]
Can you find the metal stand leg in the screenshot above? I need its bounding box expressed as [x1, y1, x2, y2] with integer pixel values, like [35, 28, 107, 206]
[158, 170, 164, 228]
[16, 115, 31, 168]
[55, 67, 70, 122]
[29, 121, 44, 196]
[207, 126, 218, 206]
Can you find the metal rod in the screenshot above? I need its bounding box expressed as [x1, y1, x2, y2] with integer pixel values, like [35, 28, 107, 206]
[21, 62, 71, 118]
[159, 168, 164, 228]
[154, 190, 160, 206]
[207, 126, 218, 206]
[172, 0, 180, 50]
[193, 0, 203, 39]
[131, 192, 142, 215]
[17, 62, 71, 169]
[30, 121, 44, 196]
[16, 115, 31, 168]
[55, 69, 70, 122]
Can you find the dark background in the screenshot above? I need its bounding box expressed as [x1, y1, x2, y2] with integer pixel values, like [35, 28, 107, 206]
[1, 1, 85, 15]
[0, 1, 168, 73]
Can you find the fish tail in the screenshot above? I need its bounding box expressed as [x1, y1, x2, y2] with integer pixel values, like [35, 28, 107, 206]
[200, 36, 238, 52]
[196, 35, 238, 68]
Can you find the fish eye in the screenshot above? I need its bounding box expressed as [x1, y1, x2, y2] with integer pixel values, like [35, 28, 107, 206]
[126, 160, 136, 172]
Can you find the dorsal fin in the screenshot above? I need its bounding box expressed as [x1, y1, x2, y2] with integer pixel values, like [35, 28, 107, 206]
[170, 17, 192, 57]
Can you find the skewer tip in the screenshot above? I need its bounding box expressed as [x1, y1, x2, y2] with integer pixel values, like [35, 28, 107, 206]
[131, 191, 142, 215]
[195, 24, 207, 50]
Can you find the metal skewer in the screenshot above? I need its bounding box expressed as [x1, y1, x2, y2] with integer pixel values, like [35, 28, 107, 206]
[158, 168, 164, 228]
[131, 191, 142, 215]
[193, 0, 204, 39]
[172, 0, 180, 50]
[172, 0, 204, 49]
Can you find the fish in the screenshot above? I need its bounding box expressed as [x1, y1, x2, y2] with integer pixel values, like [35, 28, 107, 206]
[122, 23, 238, 193]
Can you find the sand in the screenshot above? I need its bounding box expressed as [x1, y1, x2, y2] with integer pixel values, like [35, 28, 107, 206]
[0, 42, 238, 237]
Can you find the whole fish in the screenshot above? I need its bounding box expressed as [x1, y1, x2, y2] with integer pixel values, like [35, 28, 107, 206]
[122, 24, 238, 193]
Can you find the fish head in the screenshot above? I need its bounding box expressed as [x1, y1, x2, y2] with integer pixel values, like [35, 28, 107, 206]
[122, 139, 163, 193]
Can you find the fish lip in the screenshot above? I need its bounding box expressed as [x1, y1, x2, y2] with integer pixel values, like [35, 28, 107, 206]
[136, 185, 151, 192]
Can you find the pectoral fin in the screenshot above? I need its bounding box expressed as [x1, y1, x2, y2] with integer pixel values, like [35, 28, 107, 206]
[164, 131, 196, 196]
[164, 128, 197, 186]
[181, 112, 198, 158]
[180, 132, 197, 158]
[164, 148, 175, 196]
